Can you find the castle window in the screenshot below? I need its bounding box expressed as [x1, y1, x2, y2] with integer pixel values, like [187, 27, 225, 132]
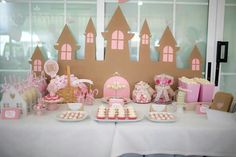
[142, 34, 149, 45]
[192, 58, 200, 71]
[33, 59, 42, 72]
[61, 43, 72, 60]
[163, 46, 173, 62]
[86, 33, 94, 43]
[111, 30, 124, 50]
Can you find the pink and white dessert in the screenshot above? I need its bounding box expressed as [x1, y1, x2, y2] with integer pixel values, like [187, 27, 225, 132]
[128, 112, 137, 120]
[59, 111, 85, 120]
[117, 113, 126, 120]
[149, 112, 176, 121]
[43, 92, 63, 111]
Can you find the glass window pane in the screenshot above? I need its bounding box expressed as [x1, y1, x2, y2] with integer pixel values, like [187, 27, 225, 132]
[0, 2, 30, 98]
[220, 75, 236, 97]
[175, 1, 208, 72]
[225, 0, 236, 4]
[0, 2, 30, 69]
[67, 2, 96, 59]
[221, 2, 236, 97]
[222, 4, 236, 73]
[140, 2, 173, 61]
[32, 2, 64, 60]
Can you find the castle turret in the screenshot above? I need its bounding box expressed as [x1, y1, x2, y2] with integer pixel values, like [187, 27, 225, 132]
[139, 19, 151, 62]
[102, 6, 134, 62]
[189, 45, 203, 72]
[54, 24, 80, 61]
[29, 46, 45, 77]
[84, 18, 96, 60]
[155, 26, 179, 67]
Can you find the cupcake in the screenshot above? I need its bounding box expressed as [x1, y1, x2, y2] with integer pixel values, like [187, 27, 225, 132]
[108, 110, 116, 119]
[97, 112, 106, 119]
[117, 113, 126, 120]
[128, 112, 137, 120]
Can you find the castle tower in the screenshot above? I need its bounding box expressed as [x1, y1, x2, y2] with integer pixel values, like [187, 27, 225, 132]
[189, 45, 203, 72]
[102, 6, 134, 62]
[139, 19, 151, 62]
[155, 26, 179, 67]
[84, 18, 96, 60]
[54, 24, 80, 62]
[29, 46, 45, 77]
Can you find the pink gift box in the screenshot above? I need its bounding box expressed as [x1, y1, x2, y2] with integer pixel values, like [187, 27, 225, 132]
[178, 79, 200, 103]
[1, 108, 21, 120]
[198, 83, 215, 102]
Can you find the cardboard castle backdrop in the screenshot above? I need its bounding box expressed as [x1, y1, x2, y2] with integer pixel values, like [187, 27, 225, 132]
[29, 6, 203, 97]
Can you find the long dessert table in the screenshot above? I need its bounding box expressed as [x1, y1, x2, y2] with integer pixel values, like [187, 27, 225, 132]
[0, 100, 236, 157]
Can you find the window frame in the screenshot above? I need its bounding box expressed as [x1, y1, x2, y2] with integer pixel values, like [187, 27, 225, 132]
[61, 43, 72, 60]
[111, 30, 124, 50]
[163, 46, 174, 62]
[86, 33, 94, 44]
[141, 34, 149, 45]
[33, 59, 42, 72]
[191, 58, 200, 71]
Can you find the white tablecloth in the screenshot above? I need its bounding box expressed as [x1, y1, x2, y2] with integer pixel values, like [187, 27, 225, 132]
[1, 101, 236, 157]
[111, 103, 236, 157]
[0, 102, 115, 157]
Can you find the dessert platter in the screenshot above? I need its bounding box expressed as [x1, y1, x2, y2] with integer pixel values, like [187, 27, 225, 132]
[56, 111, 88, 122]
[147, 112, 177, 123]
[101, 97, 131, 104]
[94, 105, 143, 122]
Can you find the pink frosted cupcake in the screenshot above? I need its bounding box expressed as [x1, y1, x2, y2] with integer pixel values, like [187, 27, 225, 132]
[117, 113, 126, 120]
[128, 112, 137, 120]
[97, 112, 106, 119]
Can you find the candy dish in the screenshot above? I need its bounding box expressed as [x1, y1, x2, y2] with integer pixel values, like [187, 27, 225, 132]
[67, 103, 83, 111]
[147, 112, 177, 123]
[56, 111, 88, 122]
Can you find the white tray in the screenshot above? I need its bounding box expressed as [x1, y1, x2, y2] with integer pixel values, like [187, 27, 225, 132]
[56, 111, 88, 122]
[147, 112, 177, 123]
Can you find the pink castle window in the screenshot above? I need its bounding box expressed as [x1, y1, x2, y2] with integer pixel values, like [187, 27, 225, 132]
[87, 33, 94, 43]
[33, 59, 42, 72]
[111, 30, 124, 50]
[61, 43, 72, 60]
[192, 58, 200, 71]
[163, 46, 173, 62]
[142, 34, 149, 45]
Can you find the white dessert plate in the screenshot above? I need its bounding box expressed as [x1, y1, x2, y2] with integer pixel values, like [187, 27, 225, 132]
[56, 111, 88, 122]
[147, 112, 177, 123]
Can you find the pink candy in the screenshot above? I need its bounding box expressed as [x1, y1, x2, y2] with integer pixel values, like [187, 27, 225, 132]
[132, 81, 153, 104]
